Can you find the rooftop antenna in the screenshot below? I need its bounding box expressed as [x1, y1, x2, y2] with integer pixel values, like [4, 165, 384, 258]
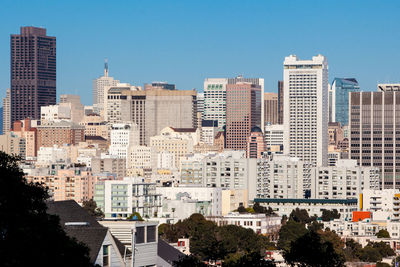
[104, 58, 109, 77]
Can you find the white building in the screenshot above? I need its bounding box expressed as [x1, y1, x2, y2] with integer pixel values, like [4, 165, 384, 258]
[360, 189, 400, 220]
[256, 154, 304, 199]
[3, 88, 11, 133]
[283, 55, 329, 191]
[201, 120, 219, 146]
[127, 145, 155, 170]
[207, 212, 281, 235]
[109, 123, 140, 159]
[311, 159, 380, 200]
[203, 78, 228, 130]
[255, 198, 357, 220]
[41, 104, 71, 124]
[37, 146, 69, 165]
[94, 177, 162, 219]
[157, 151, 176, 170]
[93, 60, 120, 114]
[264, 124, 284, 151]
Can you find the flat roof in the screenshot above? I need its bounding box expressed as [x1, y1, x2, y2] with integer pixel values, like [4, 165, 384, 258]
[254, 198, 358, 205]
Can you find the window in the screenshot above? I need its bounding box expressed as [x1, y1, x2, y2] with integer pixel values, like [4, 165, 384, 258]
[103, 245, 110, 267]
[136, 226, 145, 244]
[147, 226, 156, 242]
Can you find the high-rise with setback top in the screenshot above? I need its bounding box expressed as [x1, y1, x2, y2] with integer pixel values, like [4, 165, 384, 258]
[11, 26, 56, 124]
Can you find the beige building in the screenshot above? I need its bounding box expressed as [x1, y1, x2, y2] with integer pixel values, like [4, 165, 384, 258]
[150, 130, 194, 167]
[0, 131, 25, 158]
[91, 156, 126, 178]
[79, 114, 108, 140]
[12, 118, 36, 158]
[105, 87, 197, 145]
[221, 189, 248, 216]
[3, 88, 11, 133]
[264, 92, 279, 125]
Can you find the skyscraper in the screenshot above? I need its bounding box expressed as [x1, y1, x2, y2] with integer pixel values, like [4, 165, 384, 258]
[277, 81, 284, 124]
[226, 82, 262, 150]
[246, 126, 266, 158]
[3, 89, 11, 133]
[93, 59, 119, 114]
[203, 78, 228, 130]
[264, 92, 278, 125]
[11, 27, 56, 124]
[329, 78, 360, 125]
[283, 55, 328, 169]
[349, 91, 400, 189]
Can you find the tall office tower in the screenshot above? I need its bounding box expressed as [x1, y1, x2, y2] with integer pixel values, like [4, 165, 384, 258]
[349, 91, 400, 189]
[197, 92, 204, 115]
[264, 93, 278, 125]
[226, 82, 262, 150]
[246, 126, 266, 158]
[144, 82, 176, 90]
[277, 81, 284, 124]
[105, 88, 197, 145]
[203, 78, 228, 130]
[3, 89, 11, 133]
[329, 78, 360, 125]
[92, 59, 119, 114]
[11, 27, 56, 124]
[283, 55, 328, 170]
[228, 76, 265, 129]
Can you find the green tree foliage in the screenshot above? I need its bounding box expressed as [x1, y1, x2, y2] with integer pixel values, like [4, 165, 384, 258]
[0, 152, 92, 267]
[358, 242, 395, 262]
[173, 255, 206, 267]
[237, 205, 247, 213]
[321, 209, 341, 222]
[253, 203, 277, 216]
[225, 251, 276, 267]
[289, 208, 314, 224]
[159, 213, 275, 262]
[82, 199, 104, 218]
[376, 262, 391, 267]
[284, 230, 345, 267]
[127, 212, 144, 221]
[343, 239, 362, 261]
[277, 220, 307, 251]
[376, 229, 390, 238]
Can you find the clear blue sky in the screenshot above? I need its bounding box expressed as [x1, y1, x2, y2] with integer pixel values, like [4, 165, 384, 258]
[1, 0, 400, 105]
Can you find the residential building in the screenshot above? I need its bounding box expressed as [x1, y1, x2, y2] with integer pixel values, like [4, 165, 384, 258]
[246, 126, 266, 158]
[201, 120, 218, 146]
[127, 145, 155, 171]
[329, 78, 359, 125]
[226, 82, 262, 150]
[93, 59, 119, 114]
[283, 55, 329, 194]
[349, 91, 400, 189]
[328, 122, 344, 146]
[79, 114, 108, 140]
[264, 124, 284, 152]
[264, 92, 278, 125]
[207, 212, 281, 236]
[109, 123, 140, 159]
[221, 189, 248, 215]
[36, 121, 85, 151]
[36, 146, 69, 165]
[254, 198, 358, 220]
[0, 131, 25, 158]
[94, 177, 162, 219]
[91, 156, 126, 178]
[256, 154, 304, 199]
[310, 159, 381, 199]
[3, 88, 10, 133]
[12, 118, 36, 158]
[11, 27, 56, 124]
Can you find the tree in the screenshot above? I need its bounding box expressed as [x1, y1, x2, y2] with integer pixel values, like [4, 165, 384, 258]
[289, 208, 312, 224]
[237, 205, 247, 213]
[343, 239, 362, 262]
[284, 230, 345, 267]
[376, 229, 390, 238]
[127, 212, 144, 221]
[253, 202, 266, 214]
[359, 242, 395, 262]
[277, 220, 307, 251]
[0, 152, 92, 266]
[173, 255, 206, 267]
[321, 209, 340, 222]
[82, 199, 104, 218]
[226, 251, 276, 267]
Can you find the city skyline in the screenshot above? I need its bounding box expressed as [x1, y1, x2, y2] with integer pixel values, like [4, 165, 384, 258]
[1, 1, 400, 105]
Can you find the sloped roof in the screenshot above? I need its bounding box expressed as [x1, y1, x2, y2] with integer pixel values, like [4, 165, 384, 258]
[158, 239, 185, 264]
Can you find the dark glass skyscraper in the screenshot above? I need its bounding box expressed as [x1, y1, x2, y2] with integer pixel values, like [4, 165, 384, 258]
[11, 26, 56, 124]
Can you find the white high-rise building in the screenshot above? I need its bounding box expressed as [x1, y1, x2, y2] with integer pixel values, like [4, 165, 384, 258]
[93, 59, 119, 114]
[203, 78, 228, 130]
[3, 88, 11, 133]
[283, 55, 328, 169]
[109, 123, 140, 159]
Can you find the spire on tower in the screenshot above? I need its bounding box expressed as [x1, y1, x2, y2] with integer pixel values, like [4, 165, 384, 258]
[104, 58, 109, 77]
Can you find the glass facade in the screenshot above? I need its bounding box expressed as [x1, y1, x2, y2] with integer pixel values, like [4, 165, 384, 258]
[332, 78, 360, 126]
